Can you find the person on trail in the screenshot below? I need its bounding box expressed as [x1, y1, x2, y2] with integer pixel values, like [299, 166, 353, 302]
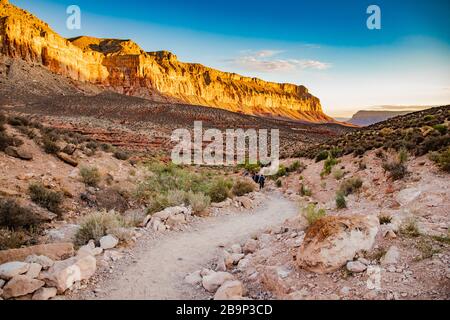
[251, 172, 265, 190]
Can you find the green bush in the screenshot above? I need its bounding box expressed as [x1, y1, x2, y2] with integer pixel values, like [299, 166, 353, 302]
[147, 193, 170, 214]
[42, 137, 60, 154]
[0, 228, 29, 250]
[232, 179, 255, 196]
[321, 156, 339, 177]
[28, 183, 63, 215]
[339, 177, 363, 196]
[433, 124, 448, 135]
[315, 150, 329, 162]
[80, 166, 101, 187]
[335, 192, 347, 209]
[86, 141, 98, 151]
[208, 179, 232, 203]
[303, 204, 326, 225]
[275, 165, 287, 178]
[378, 214, 392, 225]
[0, 199, 42, 228]
[287, 160, 306, 173]
[332, 168, 344, 180]
[299, 183, 311, 196]
[430, 148, 450, 172]
[7, 116, 29, 127]
[186, 191, 211, 214]
[166, 189, 187, 206]
[74, 210, 124, 246]
[382, 161, 407, 180]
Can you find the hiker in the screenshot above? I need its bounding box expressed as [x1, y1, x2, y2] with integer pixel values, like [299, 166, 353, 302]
[251, 172, 265, 190]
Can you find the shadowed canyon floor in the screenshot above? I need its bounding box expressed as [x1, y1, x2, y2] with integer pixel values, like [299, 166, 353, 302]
[72, 194, 297, 300]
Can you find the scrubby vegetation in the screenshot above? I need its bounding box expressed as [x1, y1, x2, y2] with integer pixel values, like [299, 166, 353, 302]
[186, 191, 211, 214]
[113, 150, 130, 160]
[303, 203, 326, 226]
[320, 155, 339, 178]
[378, 214, 392, 225]
[299, 183, 312, 197]
[74, 210, 125, 246]
[232, 179, 255, 196]
[382, 150, 408, 181]
[430, 147, 450, 172]
[0, 198, 42, 228]
[80, 166, 101, 187]
[28, 183, 63, 215]
[335, 192, 347, 209]
[338, 177, 363, 196]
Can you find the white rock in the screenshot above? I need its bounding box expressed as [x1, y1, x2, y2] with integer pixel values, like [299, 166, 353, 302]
[0, 262, 30, 280]
[214, 280, 244, 300]
[200, 268, 214, 277]
[346, 261, 367, 273]
[231, 253, 245, 264]
[340, 286, 351, 295]
[381, 246, 400, 265]
[231, 244, 242, 254]
[237, 258, 251, 270]
[243, 239, 258, 254]
[32, 287, 57, 300]
[184, 271, 202, 286]
[396, 188, 422, 206]
[202, 272, 234, 292]
[25, 255, 54, 270]
[0, 279, 5, 288]
[100, 235, 119, 250]
[26, 263, 42, 279]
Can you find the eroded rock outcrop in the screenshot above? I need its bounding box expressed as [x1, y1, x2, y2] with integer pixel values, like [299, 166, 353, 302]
[0, 1, 332, 122]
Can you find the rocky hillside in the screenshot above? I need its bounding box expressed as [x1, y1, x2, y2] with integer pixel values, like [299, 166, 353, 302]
[348, 110, 421, 126]
[0, 0, 331, 122]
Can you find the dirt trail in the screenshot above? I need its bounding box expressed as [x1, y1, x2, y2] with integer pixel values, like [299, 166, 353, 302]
[89, 193, 297, 300]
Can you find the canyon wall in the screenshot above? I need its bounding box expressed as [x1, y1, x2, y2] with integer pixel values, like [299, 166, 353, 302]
[0, 1, 332, 122]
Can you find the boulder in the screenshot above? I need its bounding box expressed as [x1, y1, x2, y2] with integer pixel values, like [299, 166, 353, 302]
[166, 213, 186, 227]
[231, 253, 245, 264]
[296, 215, 379, 273]
[25, 255, 54, 270]
[381, 246, 400, 265]
[243, 239, 258, 254]
[202, 272, 234, 292]
[32, 287, 57, 300]
[230, 244, 242, 254]
[62, 144, 76, 155]
[40, 255, 96, 293]
[0, 262, 30, 280]
[2, 275, 45, 299]
[56, 152, 78, 167]
[346, 261, 367, 273]
[236, 196, 253, 209]
[99, 235, 119, 250]
[184, 270, 202, 286]
[260, 266, 291, 296]
[4, 146, 33, 160]
[214, 280, 244, 300]
[0, 243, 74, 264]
[25, 263, 42, 279]
[46, 224, 80, 243]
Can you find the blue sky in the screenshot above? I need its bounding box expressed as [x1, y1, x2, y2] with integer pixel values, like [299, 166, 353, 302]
[10, 0, 450, 116]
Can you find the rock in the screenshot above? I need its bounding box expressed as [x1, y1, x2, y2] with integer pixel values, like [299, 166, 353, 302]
[214, 280, 244, 300]
[358, 257, 370, 265]
[230, 244, 242, 254]
[4, 146, 18, 158]
[346, 261, 367, 273]
[200, 268, 214, 277]
[222, 251, 235, 269]
[25, 255, 54, 270]
[396, 188, 422, 206]
[340, 286, 350, 296]
[381, 246, 400, 265]
[40, 255, 96, 293]
[0, 243, 74, 264]
[202, 272, 234, 292]
[384, 230, 397, 239]
[237, 258, 250, 271]
[231, 253, 245, 264]
[62, 144, 76, 155]
[0, 279, 5, 288]
[32, 287, 57, 300]
[100, 235, 119, 250]
[103, 250, 123, 262]
[166, 213, 186, 227]
[153, 206, 191, 221]
[2, 275, 45, 299]
[236, 196, 253, 209]
[215, 256, 226, 272]
[56, 152, 78, 167]
[46, 224, 80, 243]
[243, 239, 258, 254]
[211, 198, 232, 208]
[286, 288, 310, 300]
[260, 266, 291, 296]
[0, 262, 29, 280]
[4, 146, 32, 160]
[296, 215, 379, 273]
[25, 263, 42, 279]
[184, 270, 202, 286]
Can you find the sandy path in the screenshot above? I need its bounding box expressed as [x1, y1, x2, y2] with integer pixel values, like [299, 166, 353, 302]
[89, 193, 297, 300]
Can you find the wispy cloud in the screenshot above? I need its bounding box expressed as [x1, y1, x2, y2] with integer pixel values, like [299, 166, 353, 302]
[227, 50, 331, 72]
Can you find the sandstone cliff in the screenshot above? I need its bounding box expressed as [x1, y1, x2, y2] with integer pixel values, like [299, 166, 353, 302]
[0, 1, 332, 122]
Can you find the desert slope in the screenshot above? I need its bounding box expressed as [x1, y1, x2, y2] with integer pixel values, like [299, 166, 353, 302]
[0, 0, 331, 122]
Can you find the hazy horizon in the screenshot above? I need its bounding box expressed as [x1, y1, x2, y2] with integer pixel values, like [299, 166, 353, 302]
[9, 0, 450, 117]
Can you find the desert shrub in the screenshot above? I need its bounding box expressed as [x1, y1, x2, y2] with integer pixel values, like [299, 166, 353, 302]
[358, 161, 367, 170]
[382, 161, 407, 180]
[147, 194, 170, 214]
[332, 168, 344, 180]
[80, 166, 101, 187]
[208, 179, 232, 203]
[423, 115, 435, 121]
[100, 143, 115, 152]
[299, 183, 312, 196]
[287, 160, 306, 173]
[74, 210, 124, 246]
[8, 116, 29, 127]
[353, 146, 365, 156]
[429, 148, 450, 172]
[321, 156, 339, 177]
[123, 210, 146, 228]
[339, 177, 363, 196]
[186, 191, 211, 214]
[335, 192, 347, 209]
[275, 165, 287, 178]
[243, 162, 261, 174]
[378, 214, 392, 225]
[28, 183, 63, 215]
[330, 147, 343, 158]
[166, 189, 187, 206]
[415, 238, 440, 261]
[85, 141, 98, 151]
[113, 150, 130, 160]
[398, 148, 408, 164]
[303, 204, 326, 226]
[315, 150, 329, 162]
[433, 124, 448, 135]
[0, 228, 29, 250]
[0, 199, 42, 228]
[0, 131, 14, 151]
[232, 179, 255, 196]
[42, 137, 60, 154]
[400, 217, 420, 237]
[275, 179, 282, 188]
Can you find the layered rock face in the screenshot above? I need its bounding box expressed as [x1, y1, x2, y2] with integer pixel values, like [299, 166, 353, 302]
[0, 1, 332, 122]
